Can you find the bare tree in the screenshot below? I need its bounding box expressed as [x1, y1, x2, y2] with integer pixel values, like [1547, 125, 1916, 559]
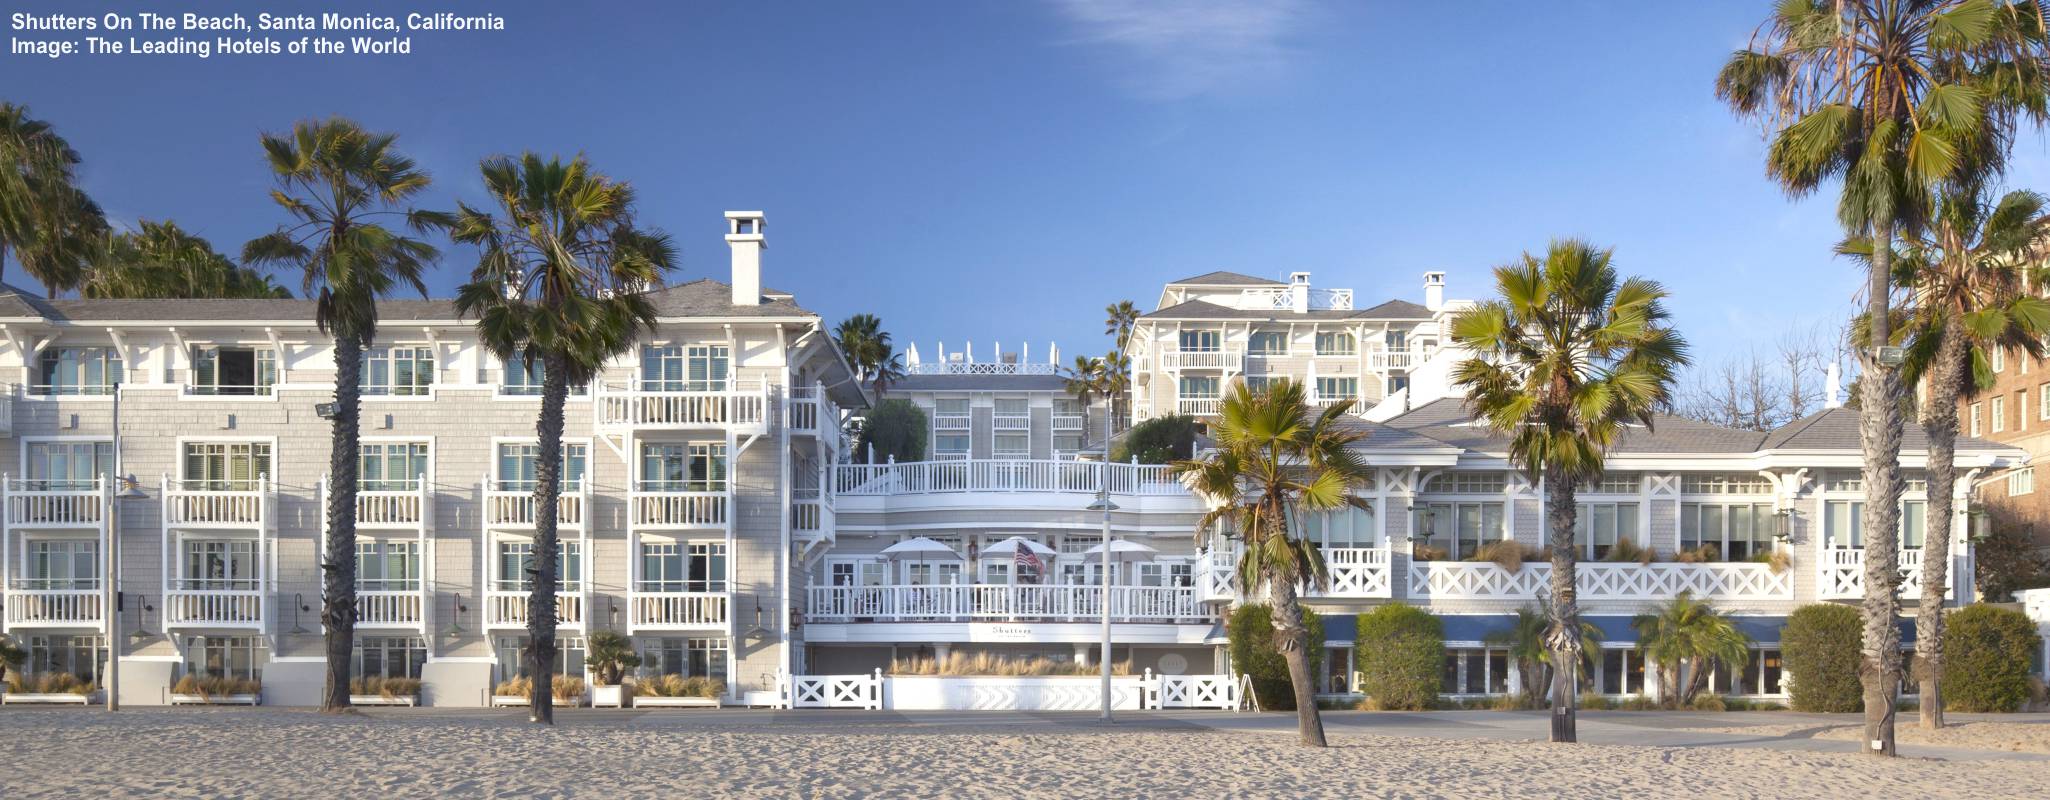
[1679, 321, 1843, 431]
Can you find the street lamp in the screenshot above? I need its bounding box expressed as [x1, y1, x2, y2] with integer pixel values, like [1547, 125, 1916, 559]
[1085, 490, 1120, 723]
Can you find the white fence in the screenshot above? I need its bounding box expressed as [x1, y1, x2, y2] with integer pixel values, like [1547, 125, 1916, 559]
[631, 591, 729, 628]
[1407, 560, 1794, 602]
[834, 460, 1186, 497]
[484, 489, 585, 529]
[4, 479, 105, 526]
[485, 590, 585, 629]
[786, 671, 1238, 711]
[165, 587, 265, 627]
[1819, 548, 1932, 599]
[789, 670, 884, 709]
[805, 583, 1201, 622]
[596, 383, 768, 429]
[632, 491, 728, 527]
[355, 590, 424, 627]
[1323, 547, 1393, 597]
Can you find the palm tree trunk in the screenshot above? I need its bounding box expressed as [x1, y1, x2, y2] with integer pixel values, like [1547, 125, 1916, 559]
[525, 351, 569, 725]
[320, 330, 365, 713]
[1543, 465, 1580, 743]
[1266, 578, 1327, 747]
[1916, 317, 1966, 730]
[1683, 658, 1711, 706]
[1858, 221, 1904, 757]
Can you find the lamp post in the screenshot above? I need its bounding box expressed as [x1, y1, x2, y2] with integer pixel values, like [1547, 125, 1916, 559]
[105, 384, 149, 711]
[1086, 489, 1119, 722]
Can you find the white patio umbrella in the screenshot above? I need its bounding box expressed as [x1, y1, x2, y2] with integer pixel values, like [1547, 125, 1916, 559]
[982, 536, 1056, 557]
[880, 536, 960, 584]
[1081, 539, 1158, 560]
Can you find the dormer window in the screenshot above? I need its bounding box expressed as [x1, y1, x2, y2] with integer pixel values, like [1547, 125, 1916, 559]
[36, 347, 122, 396]
[191, 346, 277, 396]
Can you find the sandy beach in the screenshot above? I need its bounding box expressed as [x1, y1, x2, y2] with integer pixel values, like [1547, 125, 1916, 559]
[1, 709, 2046, 798]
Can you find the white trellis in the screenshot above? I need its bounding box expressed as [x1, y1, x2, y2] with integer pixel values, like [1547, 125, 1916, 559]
[787, 670, 883, 709]
[1143, 671, 1240, 710]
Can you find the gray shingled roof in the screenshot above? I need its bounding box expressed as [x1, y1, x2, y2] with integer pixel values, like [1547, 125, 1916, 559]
[890, 374, 1073, 392]
[1332, 416, 1464, 452]
[1380, 398, 1769, 454]
[0, 278, 815, 323]
[1353, 299, 1433, 319]
[1760, 407, 2005, 452]
[1167, 271, 1284, 286]
[1140, 298, 1435, 322]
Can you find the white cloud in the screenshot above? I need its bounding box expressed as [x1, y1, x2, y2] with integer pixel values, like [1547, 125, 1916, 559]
[1046, 0, 1311, 100]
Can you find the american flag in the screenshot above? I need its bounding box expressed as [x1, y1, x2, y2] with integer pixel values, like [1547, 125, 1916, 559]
[1014, 546, 1042, 584]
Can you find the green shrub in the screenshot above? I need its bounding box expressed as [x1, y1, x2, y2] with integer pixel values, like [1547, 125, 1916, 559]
[1781, 604, 1863, 712]
[1227, 603, 1323, 711]
[1353, 604, 1442, 710]
[854, 399, 927, 462]
[1942, 604, 2043, 713]
[1112, 414, 1199, 464]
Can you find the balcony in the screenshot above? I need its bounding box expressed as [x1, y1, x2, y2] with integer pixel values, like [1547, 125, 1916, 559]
[354, 486, 427, 528]
[804, 583, 1202, 623]
[164, 582, 266, 629]
[993, 413, 1032, 432]
[484, 589, 585, 631]
[1176, 397, 1221, 417]
[164, 480, 269, 528]
[1406, 560, 1794, 603]
[787, 384, 828, 435]
[3, 587, 103, 627]
[631, 490, 728, 529]
[833, 459, 1186, 497]
[1818, 549, 1936, 600]
[355, 589, 425, 629]
[629, 590, 730, 631]
[1160, 348, 1242, 372]
[1368, 348, 1418, 370]
[1322, 547, 1393, 598]
[793, 489, 833, 541]
[483, 485, 587, 529]
[4, 479, 105, 527]
[933, 413, 971, 430]
[1052, 413, 1086, 432]
[1194, 550, 1236, 603]
[595, 381, 768, 430]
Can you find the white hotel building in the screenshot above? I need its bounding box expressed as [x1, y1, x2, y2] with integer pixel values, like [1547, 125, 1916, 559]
[0, 217, 2026, 708]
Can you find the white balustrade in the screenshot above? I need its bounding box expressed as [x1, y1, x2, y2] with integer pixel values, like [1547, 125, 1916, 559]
[1145, 672, 1240, 709]
[1161, 348, 1242, 371]
[1176, 397, 1222, 416]
[1406, 560, 1794, 602]
[3, 589, 103, 625]
[165, 587, 265, 627]
[933, 414, 972, 430]
[355, 590, 424, 627]
[165, 482, 267, 526]
[632, 491, 728, 527]
[992, 414, 1032, 431]
[4, 482, 104, 526]
[804, 583, 1199, 623]
[787, 385, 824, 433]
[834, 459, 1185, 497]
[485, 590, 584, 628]
[1195, 550, 1237, 603]
[596, 383, 768, 429]
[1820, 548, 1931, 599]
[484, 490, 585, 529]
[355, 490, 424, 526]
[1052, 413, 1086, 432]
[787, 670, 884, 709]
[631, 591, 729, 628]
[1320, 547, 1393, 598]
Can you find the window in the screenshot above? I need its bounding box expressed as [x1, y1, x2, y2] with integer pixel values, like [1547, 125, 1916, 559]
[1053, 398, 1084, 419]
[190, 346, 276, 396]
[360, 442, 428, 491]
[495, 540, 582, 592]
[362, 345, 435, 396]
[1136, 562, 1194, 588]
[1247, 331, 1288, 356]
[1177, 330, 1221, 352]
[23, 440, 112, 490]
[496, 635, 585, 681]
[994, 433, 1029, 458]
[639, 541, 727, 593]
[994, 398, 1030, 429]
[1901, 499, 1926, 549]
[1315, 377, 1358, 401]
[1680, 503, 1774, 561]
[23, 539, 97, 590]
[1423, 472, 1506, 494]
[1993, 347, 2006, 372]
[496, 442, 587, 492]
[501, 352, 588, 396]
[182, 442, 272, 490]
[1823, 500, 1928, 549]
[1421, 502, 1505, 560]
[935, 398, 970, 416]
[1597, 648, 1646, 695]
[1712, 648, 1785, 695]
[1053, 433, 1085, 456]
[1583, 473, 1641, 494]
[1324, 647, 1355, 694]
[35, 347, 123, 396]
[356, 636, 427, 680]
[2011, 467, 2036, 497]
[2040, 384, 2049, 421]
[1573, 503, 1638, 559]
[1315, 331, 1357, 356]
[22, 634, 105, 684]
[356, 540, 421, 591]
[1179, 375, 1220, 399]
[1243, 375, 1272, 393]
[640, 443, 727, 491]
[934, 434, 970, 458]
[1443, 647, 1512, 695]
[1387, 376, 1409, 395]
[1970, 403, 1983, 437]
[181, 539, 259, 590]
[182, 635, 266, 682]
[638, 636, 729, 682]
[2022, 390, 2031, 432]
[640, 345, 730, 392]
[1384, 330, 1408, 351]
[1304, 506, 1378, 549]
[1680, 474, 1772, 494]
[1993, 396, 2006, 433]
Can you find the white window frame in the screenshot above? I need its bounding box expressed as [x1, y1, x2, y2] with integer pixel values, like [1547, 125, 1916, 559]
[1993, 396, 2006, 433]
[362, 344, 436, 398]
[2010, 467, 2035, 497]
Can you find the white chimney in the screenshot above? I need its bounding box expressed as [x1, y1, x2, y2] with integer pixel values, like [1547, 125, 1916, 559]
[1423, 271, 1446, 312]
[1288, 272, 1311, 313]
[725, 211, 765, 306]
[1825, 361, 1843, 409]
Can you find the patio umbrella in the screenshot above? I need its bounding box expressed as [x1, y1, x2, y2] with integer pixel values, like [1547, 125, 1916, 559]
[1081, 538, 1158, 560]
[879, 536, 959, 559]
[982, 536, 1056, 557]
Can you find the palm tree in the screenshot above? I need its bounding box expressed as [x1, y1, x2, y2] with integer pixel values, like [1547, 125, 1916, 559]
[1103, 301, 1140, 429]
[834, 314, 888, 378]
[869, 341, 906, 395]
[1718, 1, 2050, 755]
[1632, 592, 1752, 708]
[83, 220, 292, 299]
[1450, 240, 1688, 742]
[452, 153, 673, 724]
[1485, 603, 1600, 709]
[1065, 354, 1112, 455]
[1893, 187, 2050, 728]
[0, 102, 106, 292]
[1172, 378, 1374, 747]
[243, 118, 448, 713]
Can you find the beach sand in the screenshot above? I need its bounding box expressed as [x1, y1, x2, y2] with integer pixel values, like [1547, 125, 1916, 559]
[1, 709, 2045, 798]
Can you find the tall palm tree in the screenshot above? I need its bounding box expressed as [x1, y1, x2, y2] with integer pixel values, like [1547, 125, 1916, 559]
[0, 102, 106, 292]
[243, 118, 448, 714]
[1103, 301, 1141, 429]
[83, 220, 292, 299]
[1717, 0, 2050, 755]
[1632, 592, 1752, 708]
[1172, 378, 1374, 748]
[834, 314, 889, 381]
[452, 153, 673, 725]
[1893, 187, 2050, 728]
[1065, 354, 1112, 455]
[1450, 240, 1688, 742]
[868, 341, 906, 395]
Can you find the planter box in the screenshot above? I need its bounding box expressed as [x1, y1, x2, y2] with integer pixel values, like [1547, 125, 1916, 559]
[591, 684, 625, 708]
[741, 690, 779, 708]
[633, 695, 720, 709]
[1, 692, 96, 705]
[885, 675, 1146, 712]
[349, 695, 418, 707]
[491, 695, 587, 708]
[170, 693, 261, 705]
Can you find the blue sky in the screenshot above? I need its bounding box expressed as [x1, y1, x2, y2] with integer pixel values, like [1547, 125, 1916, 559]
[14, 0, 2050, 373]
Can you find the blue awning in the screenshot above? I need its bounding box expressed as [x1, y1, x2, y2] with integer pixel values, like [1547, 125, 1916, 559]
[1321, 611, 1915, 647]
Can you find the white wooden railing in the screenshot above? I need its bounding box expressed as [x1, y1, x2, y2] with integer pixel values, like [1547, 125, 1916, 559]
[933, 414, 972, 430]
[788, 384, 828, 434]
[1161, 348, 1242, 371]
[1407, 560, 1794, 602]
[355, 589, 424, 627]
[164, 478, 268, 527]
[1819, 549, 1932, 599]
[787, 670, 884, 709]
[793, 489, 831, 538]
[355, 488, 426, 527]
[164, 587, 265, 627]
[595, 381, 769, 429]
[1322, 547, 1393, 598]
[630, 591, 729, 628]
[804, 583, 1201, 622]
[1145, 672, 1240, 710]
[1052, 413, 1086, 431]
[4, 478, 105, 526]
[1177, 397, 1222, 416]
[1195, 550, 1236, 603]
[834, 459, 1186, 497]
[993, 414, 1032, 431]
[483, 486, 587, 529]
[3, 589, 103, 625]
[631, 490, 728, 527]
[484, 590, 584, 629]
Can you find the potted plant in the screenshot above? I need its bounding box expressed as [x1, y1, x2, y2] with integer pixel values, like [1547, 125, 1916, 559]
[585, 631, 640, 708]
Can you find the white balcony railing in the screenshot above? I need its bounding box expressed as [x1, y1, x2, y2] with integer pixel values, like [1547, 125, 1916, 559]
[993, 414, 1032, 431]
[1160, 348, 1242, 371]
[1406, 560, 1794, 602]
[355, 488, 426, 527]
[632, 490, 728, 528]
[4, 479, 104, 527]
[1321, 547, 1393, 598]
[788, 384, 829, 434]
[933, 414, 972, 430]
[483, 486, 587, 529]
[630, 591, 730, 629]
[834, 459, 1186, 497]
[3, 589, 103, 626]
[1195, 550, 1236, 603]
[805, 583, 1202, 623]
[595, 382, 768, 429]
[1819, 549, 1933, 599]
[1176, 397, 1221, 416]
[484, 590, 585, 629]
[164, 479, 268, 527]
[164, 586, 265, 628]
[1052, 413, 1086, 432]
[793, 489, 832, 539]
[355, 589, 425, 627]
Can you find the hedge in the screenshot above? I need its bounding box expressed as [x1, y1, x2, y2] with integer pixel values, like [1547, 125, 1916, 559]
[1227, 603, 1323, 710]
[853, 399, 927, 463]
[1781, 604, 1862, 713]
[1354, 604, 1443, 710]
[1112, 414, 1200, 464]
[1941, 604, 2043, 713]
